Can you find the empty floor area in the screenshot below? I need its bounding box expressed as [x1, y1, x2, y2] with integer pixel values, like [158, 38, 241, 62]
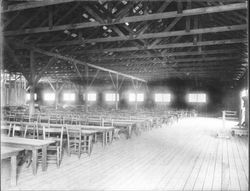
[1, 117, 248, 191]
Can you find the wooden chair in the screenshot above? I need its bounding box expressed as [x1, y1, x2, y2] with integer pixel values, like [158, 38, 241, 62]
[22, 122, 38, 139]
[39, 115, 50, 124]
[113, 128, 121, 140]
[11, 122, 26, 137]
[66, 125, 94, 157]
[38, 124, 64, 167]
[66, 125, 81, 158]
[63, 116, 72, 125]
[50, 115, 62, 125]
[1, 122, 11, 136]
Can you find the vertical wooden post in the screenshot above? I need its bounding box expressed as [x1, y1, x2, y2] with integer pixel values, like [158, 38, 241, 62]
[8, 74, 11, 105]
[85, 64, 89, 112]
[115, 74, 119, 110]
[29, 51, 35, 116]
[14, 74, 17, 105]
[5, 72, 8, 105]
[0, 70, 4, 107]
[135, 81, 138, 111]
[55, 81, 59, 109]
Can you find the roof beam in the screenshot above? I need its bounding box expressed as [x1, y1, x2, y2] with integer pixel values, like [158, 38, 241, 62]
[9, 40, 146, 82]
[97, 56, 240, 66]
[74, 38, 247, 53]
[2, 0, 75, 13]
[37, 24, 247, 47]
[83, 49, 238, 61]
[3, 3, 246, 36]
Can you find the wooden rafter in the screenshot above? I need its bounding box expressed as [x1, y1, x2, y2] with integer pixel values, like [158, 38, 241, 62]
[10, 40, 147, 82]
[3, 3, 246, 36]
[72, 38, 246, 53]
[36, 24, 247, 47]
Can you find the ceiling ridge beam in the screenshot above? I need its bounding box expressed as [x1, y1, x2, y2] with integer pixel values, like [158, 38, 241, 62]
[3, 3, 246, 36]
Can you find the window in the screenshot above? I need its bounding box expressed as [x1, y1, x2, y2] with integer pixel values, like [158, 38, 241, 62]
[63, 93, 75, 101]
[26, 93, 37, 101]
[44, 93, 55, 101]
[129, 93, 136, 102]
[105, 93, 119, 102]
[87, 93, 96, 101]
[137, 93, 144, 102]
[129, 93, 144, 102]
[188, 93, 206, 103]
[155, 93, 171, 102]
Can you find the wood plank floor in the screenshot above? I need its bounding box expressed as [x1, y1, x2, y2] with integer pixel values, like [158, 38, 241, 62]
[1, 117, 248, 191]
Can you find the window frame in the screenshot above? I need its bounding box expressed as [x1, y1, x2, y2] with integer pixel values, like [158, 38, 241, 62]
[44, 92, 56, 101]
[63, 92, 76, 102]
[188, 93, 206, 103]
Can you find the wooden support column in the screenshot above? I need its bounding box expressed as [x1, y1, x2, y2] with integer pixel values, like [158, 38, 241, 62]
[115, 74, 119, 110]
[0, 70, 4, 106]
[8, 74, 11, 105]
[29, 51, 35, 116]
[85, 63, 89, 112]
[14, 74, 17, 105]
[135, 81, 138, 111]
[132, 79, 138, 111]
[4, 72, 7, 105]
[55, 81, 59, 109]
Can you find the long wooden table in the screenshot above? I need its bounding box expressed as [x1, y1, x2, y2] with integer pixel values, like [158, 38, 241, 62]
[81, 125, 114, 146]
[1, 136, 55, 175]
[66, 124, 114, 147]
[1, 146, 24, 186]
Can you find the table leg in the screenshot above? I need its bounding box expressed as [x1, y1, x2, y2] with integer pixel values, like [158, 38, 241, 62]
[102, 132, 105, 147]
[109, 131, 113, 144]
[88, 135, 93, 156]
[32, 148, 38, 175]
[94, 133, 97, 143]
[10, 155, 17, 186]
[105, 132, 108, 146]
[42, 146, 47, 171]
[128, 126, 132, 139]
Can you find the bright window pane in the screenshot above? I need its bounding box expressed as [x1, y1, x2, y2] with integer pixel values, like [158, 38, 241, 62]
[63, 93, 75, 101]
[129, 93, 136, 102]
[105, 93, 119, 101]
[155, 93, 171, 102]
[197, 94, 206, 102]
[137, 93, 144, 102]
[155, 94, 162, 102]
[26, 93, 37, 101]
[163, 94, 171, 102]
[44, 93, 55, 101]
[188, 93, 206, 103]
[87, 93, 96, 101]
[129, 93, 144, 102]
